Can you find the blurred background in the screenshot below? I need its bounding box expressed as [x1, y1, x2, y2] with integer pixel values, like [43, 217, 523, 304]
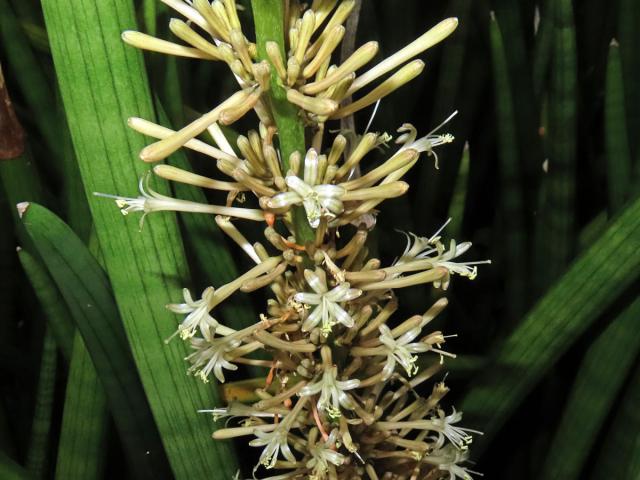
[1, 0, 639, 479]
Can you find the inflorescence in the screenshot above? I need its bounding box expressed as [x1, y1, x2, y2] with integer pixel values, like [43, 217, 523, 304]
[102, 1, 490, 478]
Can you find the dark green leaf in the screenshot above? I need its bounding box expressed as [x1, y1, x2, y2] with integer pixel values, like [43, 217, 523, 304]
[21, 203, 169, 479]
[462, 194, 640, 446]
[540, 297, 640, 479]
[55, 332, 108, 480]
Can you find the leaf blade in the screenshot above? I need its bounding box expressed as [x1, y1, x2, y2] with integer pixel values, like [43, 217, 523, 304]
[40, 0, 237, 476]
[461, 194, 640, 446]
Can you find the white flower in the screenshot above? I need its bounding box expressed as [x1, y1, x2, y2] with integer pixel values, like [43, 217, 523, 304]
[294, 269, 361, 334]
[430, 408, 482, 451]
[94, 173, 265, 226]
[268, 175, 345, 228]
[396, 218, 452, 265]
[378, 324, 431, 380]
[430, 239, 490, 289]
[250, 426, 296, 469]
[395, 111, 458, 169]
[395, 221, 490, 289]
[186, 334, 241, 383]
[166, 287, 218, 340]
[249, 397, 308, 470]
[299, 366, 360, 417]
[427, 445, 479, 480]
[306, 430, 346, 478]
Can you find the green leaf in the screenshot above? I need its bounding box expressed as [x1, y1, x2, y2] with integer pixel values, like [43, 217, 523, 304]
[533, 1, 553, 100]
[534, 0, 577, 289]
[540, 296, 640, 479]
[55, 332, 108, 480]
[17, 249, 74, 359]
[142, 0, 158, 37]
[26, 330, 57, 479]
[40, 0, 236, 476]
[446, 142, 470, 239]
[0, 451, 29, 480]
[592, 360, 640, 479]
[605, 39, 632, 212]
[21, 203, 169, 479]
[618, 0, 640, 174]
[577, 210, 608, 253]
[461, 194, 640, 445]
[0, 151, 47, 246]
[489, 12, 527, 320]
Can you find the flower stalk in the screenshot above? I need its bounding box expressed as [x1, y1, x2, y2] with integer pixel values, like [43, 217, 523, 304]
[252, 0, 315, 245]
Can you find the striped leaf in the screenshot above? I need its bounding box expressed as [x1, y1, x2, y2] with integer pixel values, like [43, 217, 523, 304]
[461, 194, 640, 445]
[540, 297, 640, 479]
[40, 0, 237, 476]
[21, 203, 169, 479]
[17, 249, 74, 359]
[489, 12, 527, 320]
[605, 40, 632, 212]
[25, 330, 57, 479]
[591, 359, 640, 479]
[55, 332, 108, 480]
[534, 0, 577, 290]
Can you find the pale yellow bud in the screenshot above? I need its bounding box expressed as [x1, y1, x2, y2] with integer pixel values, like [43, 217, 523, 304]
[127, 117, 238, 162]
[153, 164, 244, 192]
[230, 29, 254, 72]
[295, 9, 316, 65]
[168, 18, 223, 60]
[222, 0, 241, 30]
[340, 181, 409, 202]
[219, 88, 262, 125]
[121, 31, 215, 60]
[161, 0, 212, 36]
[301, 41, 379, 95]
[341, 149, 419, 190]
[286, 89, 338, 116]
[266, 41, 287, 80]
[336, 132, 379, 179]
[331, 60, 425, 119]
[306, 0, 355, 58]
[287, 57, 301, 86]
[349, 17, 459, 95]
[193, 0, 230, 42]
[140, 88, 251, 162]
[328, 134, 347, 166]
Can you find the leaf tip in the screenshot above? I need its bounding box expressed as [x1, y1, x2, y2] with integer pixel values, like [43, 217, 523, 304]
[16, 201, 30, 218]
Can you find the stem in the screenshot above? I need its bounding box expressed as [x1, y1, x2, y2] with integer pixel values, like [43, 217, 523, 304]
[251, 0, 315, 244]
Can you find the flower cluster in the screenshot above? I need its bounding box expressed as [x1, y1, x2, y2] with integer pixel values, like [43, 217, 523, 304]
[104, 1, 490, 478]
